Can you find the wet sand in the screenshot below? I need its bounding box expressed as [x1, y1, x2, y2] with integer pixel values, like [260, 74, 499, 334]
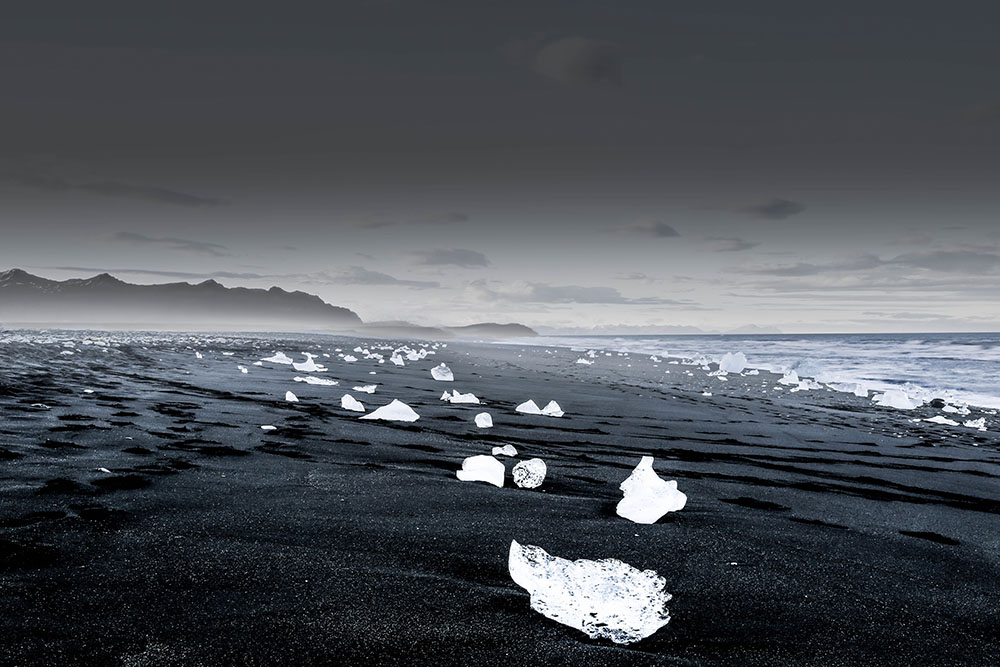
[1, 332, 998, 665]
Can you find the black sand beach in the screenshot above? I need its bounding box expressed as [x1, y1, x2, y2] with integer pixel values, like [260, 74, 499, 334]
[1, 332, 998, 666]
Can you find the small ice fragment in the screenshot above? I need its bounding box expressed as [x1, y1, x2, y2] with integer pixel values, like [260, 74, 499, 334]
[390, 353, 405, 366]
[97, 467, 112, 474]
[616, 456, 687, 524]
[293, 354, 328, 373]
[475, 412, 494, 428]
[515, 400, 542, 415]
[508, 540, 672, 645]
[441, 390, 452, 401]
[701, 392, 712, 397]
[343, 355, 358, 362]
[964, 418, 987, 431]
[513, 458, 547, 488]
[83, 389, 94, 394]
[294, 376, 339, 386]
[540, 400, 564, 417]
[253, 361, 264, 366]
[873, 389, 920, 410]
[925, 415, 959, 426]
[285, 391, 299, 403]
[778, 370, 800, 386]
[455, 455, 504, 487]
[360, 399, 420, 422]
[718, 352, 747, 374]
[352, 384, 377, 394]
[431, 363, 454, 382]
[195, 351, 204, 359]
[260, 425, 277, 431]
[575, 358, 594, 365]
[492, 444, 517, 457]
[237, 365, 249, 374]
[262, 351, 294, 365]
[448, 391, 480, 405]
[341, 394, 365, 412]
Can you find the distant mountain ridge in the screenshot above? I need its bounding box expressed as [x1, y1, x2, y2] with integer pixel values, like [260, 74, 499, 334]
[0, 269, 539, 338]
[0, 269, 361, 331]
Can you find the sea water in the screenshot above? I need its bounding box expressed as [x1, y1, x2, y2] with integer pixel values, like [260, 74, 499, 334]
[524, 332, 1000, 409]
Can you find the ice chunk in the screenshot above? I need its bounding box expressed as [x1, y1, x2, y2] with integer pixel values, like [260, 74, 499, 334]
[341, 394, 365, 412]
[285, 391, 299, 403]
[475, 412, 494, 428]
[440, 390, 452, 401]
[513, 458, 547, 488]
[195, 351, 204, 359]
[294, 375, 339, 386]
[352, 384, 377, 394]
[237, 365, 248, 374]
[516, 400, 542, 415]
[541, 400, 564, 417]
[616, 456, 686, 524]
[925, 415, 959, 426]
[448, 391, 480, 405]
[718, 352, 747, 374]
[260, 425, 277, 431]
[964, 417, 987, 431]
[874, 389, 920, 410]
[508, 540, 672, 645]
[360, 399, 420, 422]
[293, 354, 328, 373]
[431, 363, 454, 382]
[343, 355, 358, 363]
[262, 351, 294, 365]
[455, 455, 504, 487]
[492, 444, 517, 457]
[778, 370, 800, 385]
[390, 353, 405, 366]
[576, 358, 594, 365]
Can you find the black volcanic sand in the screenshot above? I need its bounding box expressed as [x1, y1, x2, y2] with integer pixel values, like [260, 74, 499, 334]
[1, 332, 998, 666]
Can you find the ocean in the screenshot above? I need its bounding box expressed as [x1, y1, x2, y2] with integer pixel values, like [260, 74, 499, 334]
[519, 332, 1000, 410]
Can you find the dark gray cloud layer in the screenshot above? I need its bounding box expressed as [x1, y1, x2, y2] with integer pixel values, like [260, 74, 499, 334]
[111, 233, 230, 257]
[1, 169, 223, 208]
[408, 249, 491, 268]
[742, 198, 806, 220]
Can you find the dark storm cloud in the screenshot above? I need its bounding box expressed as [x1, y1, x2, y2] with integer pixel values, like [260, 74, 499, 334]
[408, 248, 491, 268]
[615, 220, 681, 238]
[742, 198, 806, 220]
[503, 35, 622, 86]
[469, 280, 694, 306]
[111, 232, 231, 257]
[1, 169, 224, 208]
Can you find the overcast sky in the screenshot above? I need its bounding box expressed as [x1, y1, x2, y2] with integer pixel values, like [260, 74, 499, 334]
[2, 1, 998, 333]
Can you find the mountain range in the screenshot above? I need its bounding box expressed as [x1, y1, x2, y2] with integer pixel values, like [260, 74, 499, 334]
[0, 269, 536, 338]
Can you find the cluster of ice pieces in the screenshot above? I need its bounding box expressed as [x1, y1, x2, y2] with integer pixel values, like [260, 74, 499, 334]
[616, 457, 687, 524]
[516, 400, 564, 417]
[508, 540, 672, 645]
